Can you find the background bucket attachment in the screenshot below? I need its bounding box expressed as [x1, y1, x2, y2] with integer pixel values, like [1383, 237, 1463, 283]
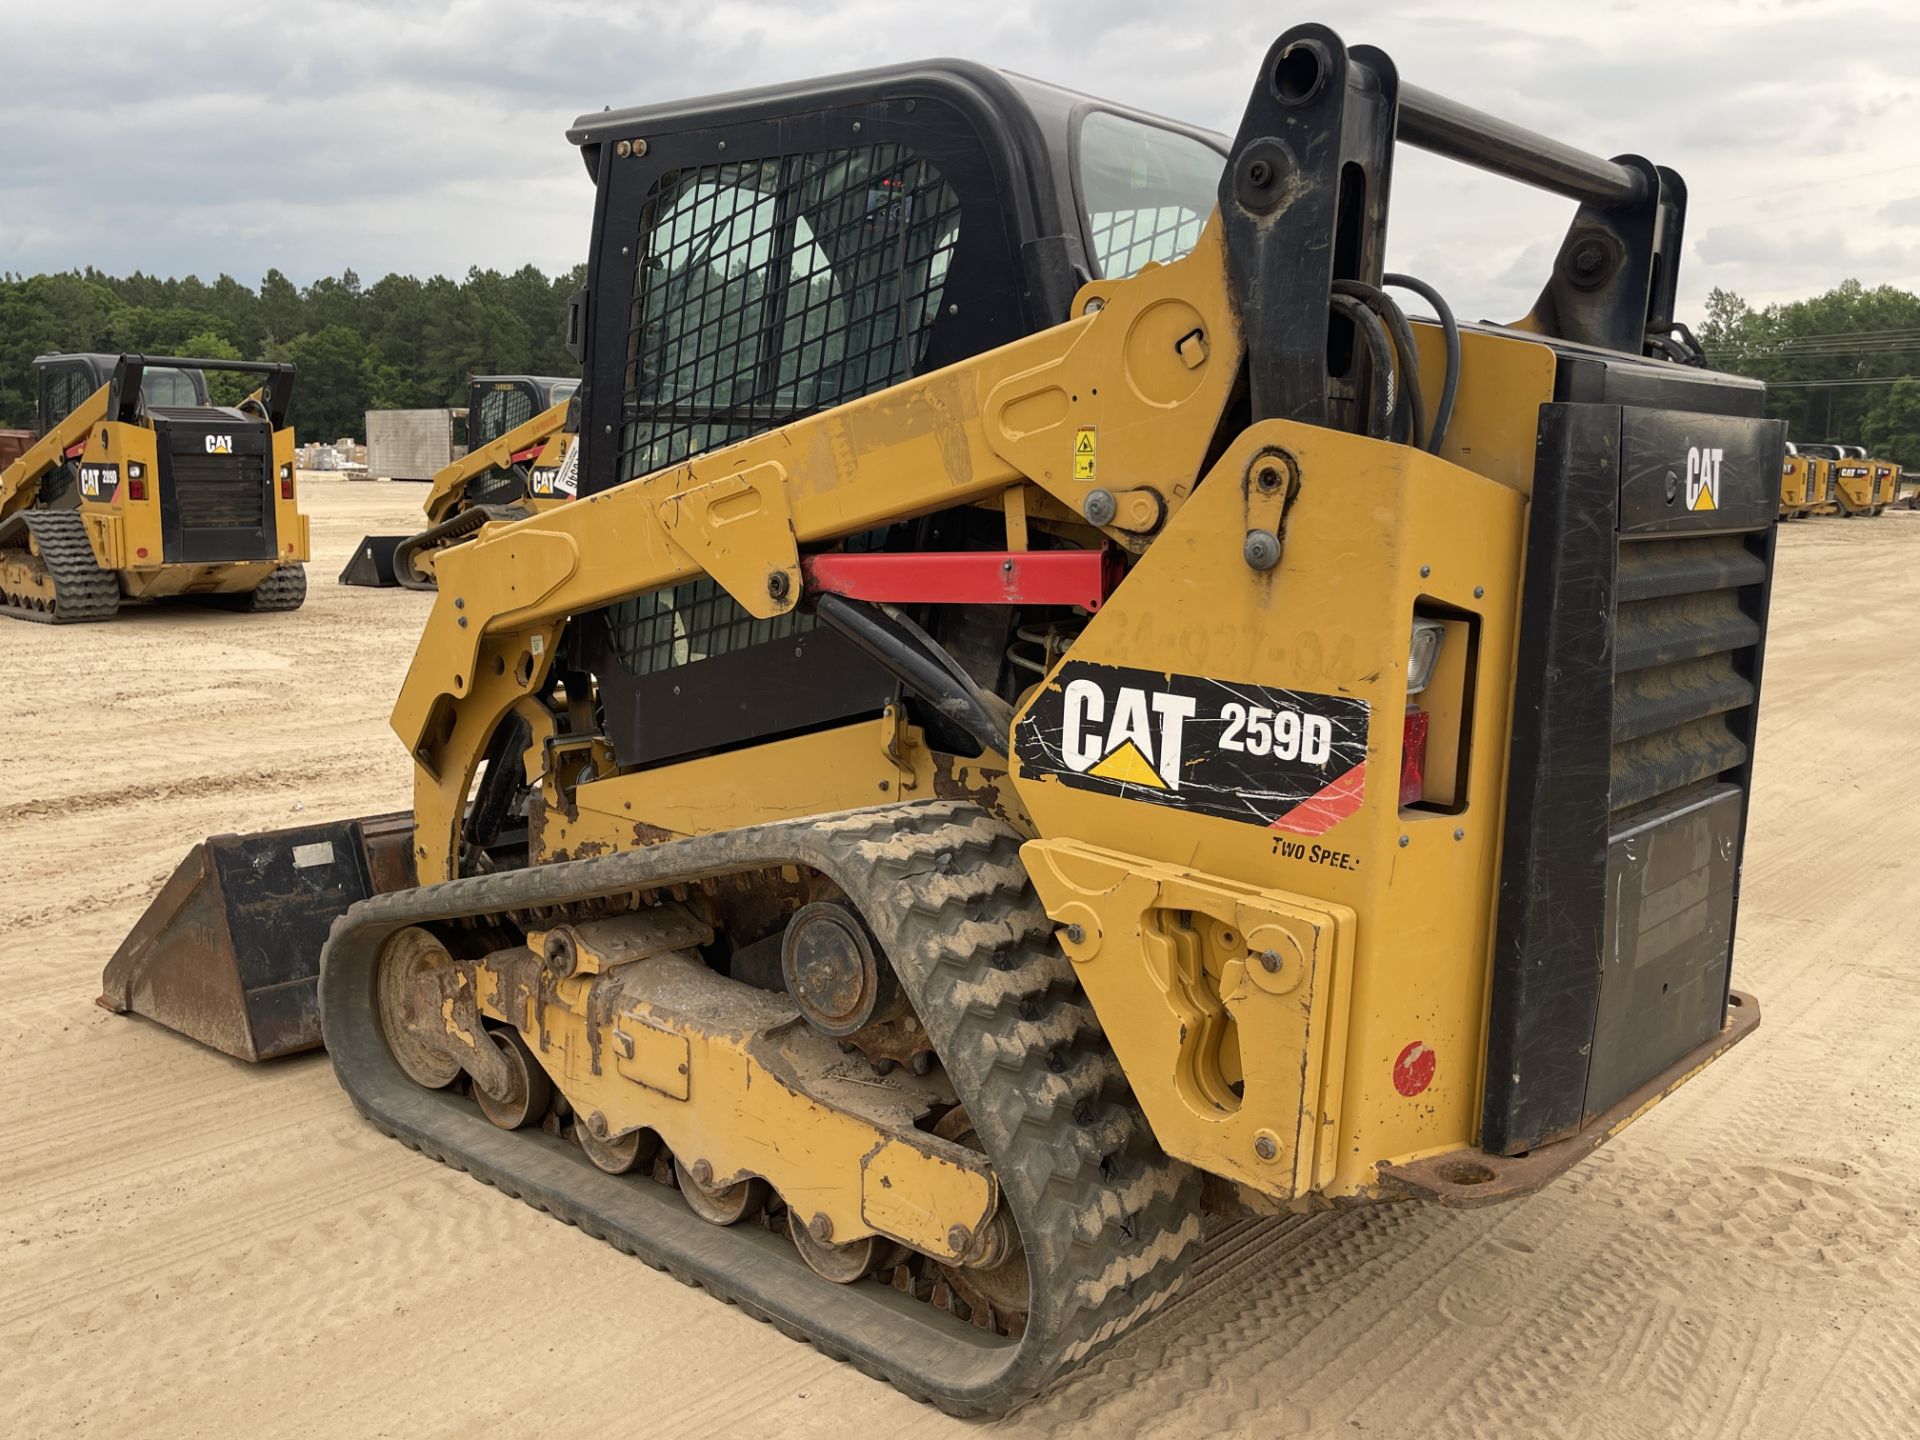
[338, 535, 406, 587]
[99, 814, 414, 1061]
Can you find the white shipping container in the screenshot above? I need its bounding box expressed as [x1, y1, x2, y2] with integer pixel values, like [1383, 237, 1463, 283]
[365, 409, 468, 482]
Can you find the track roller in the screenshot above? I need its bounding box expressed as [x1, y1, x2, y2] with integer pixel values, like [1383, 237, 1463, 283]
[789, 1212, 894, 1284]
[674, 1157, 768, 1226]
[473, 1026, 552, 1130]
[578, 1116, 656, 1175]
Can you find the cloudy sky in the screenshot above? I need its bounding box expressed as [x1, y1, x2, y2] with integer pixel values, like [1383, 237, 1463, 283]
[4, 0, 1914, 321]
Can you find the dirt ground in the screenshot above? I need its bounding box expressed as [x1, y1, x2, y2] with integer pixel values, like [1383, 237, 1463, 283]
[2, 476, 1916, 1438]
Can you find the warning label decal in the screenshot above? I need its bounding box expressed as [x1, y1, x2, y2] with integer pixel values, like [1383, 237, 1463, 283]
[1015, 660, 1371, 833]
[1073, 426, 1096, 480]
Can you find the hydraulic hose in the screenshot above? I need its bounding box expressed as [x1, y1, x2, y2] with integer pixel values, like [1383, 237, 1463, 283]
[1330, 293, 1398, 441]
[1334, 280, 1427, 449]
[1383, 272, 1460, 454]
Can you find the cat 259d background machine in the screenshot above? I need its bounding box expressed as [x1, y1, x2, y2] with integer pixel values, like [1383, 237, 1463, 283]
[340, 373, 578, 588]
[1, 353, 307, 620]
[104, 22, 1779, 1416]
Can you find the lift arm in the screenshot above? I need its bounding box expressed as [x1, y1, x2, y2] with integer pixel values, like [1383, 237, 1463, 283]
[421, 398, 574, 527]
[392, 20, 1696, 885]
[395, 222, 1245, 879]
[0, 383, 109, 526]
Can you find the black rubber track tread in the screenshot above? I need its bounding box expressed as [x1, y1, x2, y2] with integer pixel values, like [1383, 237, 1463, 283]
[391, 503, 529, 591]
[318, 800, 1204, 1417]
[241, 563, 307, 612]
[2, 511, 119, 623]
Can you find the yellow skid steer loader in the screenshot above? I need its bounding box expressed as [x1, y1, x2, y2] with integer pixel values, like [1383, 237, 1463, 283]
[1, 354, 307, 619]
[340, 374, 577, 588]
[1779, 444, 1817, 519]
[105, 24, 1777, 1415]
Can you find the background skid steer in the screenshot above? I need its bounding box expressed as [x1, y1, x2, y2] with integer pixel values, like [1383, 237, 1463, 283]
[340, 374, 578, 588]
[106, 22, 1777, 1415]
[1, 354, 308, 619]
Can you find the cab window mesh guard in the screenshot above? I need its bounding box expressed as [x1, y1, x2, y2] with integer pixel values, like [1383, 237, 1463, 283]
[1076, 111, 1221, 280]
[476, 387, 536, 447]
[1088, 205, 1206, 280]
[606, 528, 891, 678]
[606, 144, 962, 677]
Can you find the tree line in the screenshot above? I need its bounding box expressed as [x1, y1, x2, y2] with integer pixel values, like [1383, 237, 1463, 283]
[1699, 279, 1920, 461]
[0, 265, 583, 442]
[6, 265, 1915, 464]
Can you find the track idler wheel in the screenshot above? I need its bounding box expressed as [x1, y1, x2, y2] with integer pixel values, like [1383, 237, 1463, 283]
[674, 1157, 767, 1226]
[473, 1026, 553, 1130]
[375, 927, 463, 1089]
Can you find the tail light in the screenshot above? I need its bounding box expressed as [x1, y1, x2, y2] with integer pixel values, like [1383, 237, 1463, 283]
[279, 463, 295, 501]
[128, 477, 147, 501]
[1401, 618, 1444, 807]
[1400, 709, 1430, 806]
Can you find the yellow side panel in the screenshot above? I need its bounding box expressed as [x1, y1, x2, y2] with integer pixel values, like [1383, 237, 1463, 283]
[544, 716, 932, 857]
[1010, 419, 1529, 1200]
[1408, 324, 1556, 495]
[1023, 840, 1356, 1196]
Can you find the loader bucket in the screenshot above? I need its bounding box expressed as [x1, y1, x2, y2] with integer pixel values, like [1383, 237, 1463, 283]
[338, 534, 406, 586]
[100, 814, 415, 1061]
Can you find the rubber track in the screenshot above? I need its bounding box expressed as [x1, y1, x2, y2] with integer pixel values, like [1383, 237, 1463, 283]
[0, 511, 119, 624]
[318, 800, 1204, 1416]
[241, 564, 307, 612]
[391, 504, 528, 591]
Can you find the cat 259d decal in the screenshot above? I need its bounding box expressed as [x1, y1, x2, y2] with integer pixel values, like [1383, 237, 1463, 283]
[1014, 660, 1371, 834]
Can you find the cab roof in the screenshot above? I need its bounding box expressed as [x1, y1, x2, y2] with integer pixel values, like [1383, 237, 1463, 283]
[566, 57, 1224, 179]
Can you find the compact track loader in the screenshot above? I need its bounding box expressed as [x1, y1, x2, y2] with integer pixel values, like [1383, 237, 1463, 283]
[340, 374, 578, 588]
[106, 25, 1779, 1414]
[1799, 443, 1874, 517]
[1, 354, 307, 619]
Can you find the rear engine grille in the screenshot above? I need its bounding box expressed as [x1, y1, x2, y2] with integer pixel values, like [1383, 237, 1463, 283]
[1611, 533, 1767, 820]
[172, 453, 267, 530]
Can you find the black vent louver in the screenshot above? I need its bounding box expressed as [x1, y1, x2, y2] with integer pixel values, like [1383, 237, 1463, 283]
[1485, 400, 1784, 1156]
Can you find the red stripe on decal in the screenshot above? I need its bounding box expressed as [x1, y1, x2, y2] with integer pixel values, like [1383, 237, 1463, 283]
[1269, 761, 1366, 836]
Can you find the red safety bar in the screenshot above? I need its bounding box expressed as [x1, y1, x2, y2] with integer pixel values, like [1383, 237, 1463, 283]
[801, 549, 1115, 611]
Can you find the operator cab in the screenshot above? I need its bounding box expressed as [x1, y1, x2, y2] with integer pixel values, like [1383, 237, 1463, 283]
[567, 62, 1227, 501]
[33, 353, 210, 434]
[558, 63, 1230, 765]
[467, 375, 578, 448]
